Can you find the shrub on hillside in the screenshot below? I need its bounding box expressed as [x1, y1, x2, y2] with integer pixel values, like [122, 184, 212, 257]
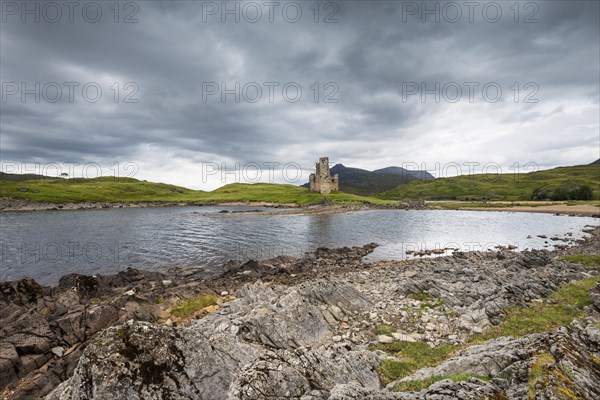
[531, 185, 593, 201]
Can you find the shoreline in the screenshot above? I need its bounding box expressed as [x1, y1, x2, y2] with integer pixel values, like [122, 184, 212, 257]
[0, 197, 298, 213]
[1, 196, 598, 217]
[0, 197, 425, 214]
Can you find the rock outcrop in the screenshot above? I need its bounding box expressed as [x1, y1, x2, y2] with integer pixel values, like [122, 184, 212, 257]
[377, 318, 600, 399]
[45, 245, 600, 399]
[46, 280, 381, 400]
[0, 268, 213, 399]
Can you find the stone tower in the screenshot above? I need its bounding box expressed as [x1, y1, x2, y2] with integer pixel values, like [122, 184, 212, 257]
[309, 157, 339, 194]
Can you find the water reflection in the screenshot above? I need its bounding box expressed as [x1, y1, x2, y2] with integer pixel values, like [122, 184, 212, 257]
[0, 207, 596, 284]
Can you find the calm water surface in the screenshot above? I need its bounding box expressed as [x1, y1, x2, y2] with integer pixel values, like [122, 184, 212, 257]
[0, 206, 597, 284]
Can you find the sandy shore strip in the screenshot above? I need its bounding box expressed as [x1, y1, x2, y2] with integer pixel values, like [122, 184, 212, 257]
[454, 204, 600, 217]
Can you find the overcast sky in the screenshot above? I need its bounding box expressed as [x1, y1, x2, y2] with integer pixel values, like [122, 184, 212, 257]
[1, 0, 598, 190]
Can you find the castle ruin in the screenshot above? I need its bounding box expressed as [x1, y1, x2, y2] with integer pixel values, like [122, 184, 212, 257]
[309, 157, 339, 194]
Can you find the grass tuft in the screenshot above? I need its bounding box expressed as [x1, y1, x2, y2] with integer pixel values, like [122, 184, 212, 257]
[393, 373, 491, 392]
[171, 295, 217, 318]
[375, 324, 397, 335]
[561, 255, 600, 269]
[373, 342, 456, 385]
[469, 277, 599, 343]
[527, 352, 555, 399]
[410, 292, 445, 309]
[410, 292, 437, 302]
[373, 277, 598, 392]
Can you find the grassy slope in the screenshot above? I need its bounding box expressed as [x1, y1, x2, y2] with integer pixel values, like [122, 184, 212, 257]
[0, 172, 55, 182]
[0, 177, 203, 203]
[4, 164, 597, 204]
[0, 178, 389, 205]
[206, 182, 390, 204]
[378, 165, 600, 201]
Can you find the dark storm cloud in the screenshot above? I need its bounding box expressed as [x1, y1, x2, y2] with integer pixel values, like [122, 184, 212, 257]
[1, 0, 598, 186]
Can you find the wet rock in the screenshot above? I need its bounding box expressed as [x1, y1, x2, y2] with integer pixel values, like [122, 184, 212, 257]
[0, 278, 47, 305]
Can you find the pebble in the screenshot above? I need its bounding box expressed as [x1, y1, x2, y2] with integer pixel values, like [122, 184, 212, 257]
[391, 332, 417, 342]
[377, 335, 394, 344]
[51, 347, 64, 357]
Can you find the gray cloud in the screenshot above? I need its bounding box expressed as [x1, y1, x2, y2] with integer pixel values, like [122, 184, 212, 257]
[1, 0, 598, 188]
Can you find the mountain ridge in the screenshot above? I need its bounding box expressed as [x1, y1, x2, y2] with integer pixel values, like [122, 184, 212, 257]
[302, 164, 433, 195]
[373, 166, 435, 180]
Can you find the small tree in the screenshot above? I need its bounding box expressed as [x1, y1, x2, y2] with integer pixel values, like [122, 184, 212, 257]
[60, 173, 68, 179]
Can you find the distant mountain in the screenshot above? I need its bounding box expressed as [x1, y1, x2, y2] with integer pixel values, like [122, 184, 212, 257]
[302, 164, 426, 195]
[591, 159, 600, 165]
[373, 166, 434, 181]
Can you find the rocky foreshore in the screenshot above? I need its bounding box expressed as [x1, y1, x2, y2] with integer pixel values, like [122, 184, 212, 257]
[1, 229, 599, 399]
[0, 197, 208, 212]
[0, 197, 425, 214]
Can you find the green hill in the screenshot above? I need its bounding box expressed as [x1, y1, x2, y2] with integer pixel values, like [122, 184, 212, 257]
[0, 177, 388, 205]
[205, 183, 389, 204]
[0, 177, 203, 203]
[377, 165, 600, 201]
[4, 164, 597, 204]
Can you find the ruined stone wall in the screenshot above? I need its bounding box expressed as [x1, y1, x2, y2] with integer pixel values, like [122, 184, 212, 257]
[309, 157, 339, 194]
[309, 174, 317, 192]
